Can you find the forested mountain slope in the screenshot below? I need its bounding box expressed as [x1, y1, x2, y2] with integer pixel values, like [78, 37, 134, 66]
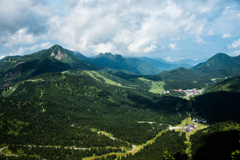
[190, 122, 240, 160]
[0, 71, 190, 145]
[192, 53, 240, 78]
[191, 76, 240, 122]
[0, 45, 100, 87]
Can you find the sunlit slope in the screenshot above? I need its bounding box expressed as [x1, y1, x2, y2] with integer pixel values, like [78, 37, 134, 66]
[205, 76, 240, 92]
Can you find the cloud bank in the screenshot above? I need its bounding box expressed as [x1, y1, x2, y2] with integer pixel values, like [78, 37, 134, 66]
[0, 0, 240, 59]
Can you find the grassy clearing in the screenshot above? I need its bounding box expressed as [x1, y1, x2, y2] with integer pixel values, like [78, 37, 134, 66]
[169, 117, 209, 157]
[2, 148, 12, 154]
[138, 78, 165, 94]
[211, 78, 222, 81]
[83, 71, 134, 89]
[95, 130, 114, 138]
[171, 117, 209, 134]
[91, 71, 122, 87]
[83, 71, 100, 81]
[150, 81, 165, 94]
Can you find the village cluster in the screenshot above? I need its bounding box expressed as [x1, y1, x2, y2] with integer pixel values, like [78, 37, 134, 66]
[161, 88, 204, 98]
[184, 118, 207, 132]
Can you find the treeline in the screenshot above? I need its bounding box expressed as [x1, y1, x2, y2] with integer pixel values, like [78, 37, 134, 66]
[163, 80, 209, 90]
[190, 122, 240, 160]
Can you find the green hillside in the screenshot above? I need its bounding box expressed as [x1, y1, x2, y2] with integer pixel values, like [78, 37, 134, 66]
[205, 76, 240, 92]
[0, 45, 100, 87]
[192, 53, 240, 78]
[190, 122, 240, 160]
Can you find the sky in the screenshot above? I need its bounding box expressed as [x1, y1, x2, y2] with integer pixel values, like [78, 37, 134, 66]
[0, 0, 240, 62]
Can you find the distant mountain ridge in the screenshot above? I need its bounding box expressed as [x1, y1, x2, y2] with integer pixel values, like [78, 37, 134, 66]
[192, 53, 240, 77]
[74, 52, 162, 75]
[172, 58, 208, 66]
[125, 58, 160, 75]
[138, 57, 192, 72]
[75, 52, 141, 74]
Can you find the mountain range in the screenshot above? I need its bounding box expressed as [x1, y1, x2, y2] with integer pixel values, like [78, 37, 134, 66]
[1, 44, 240, 85]
[0, 44, 240, 160]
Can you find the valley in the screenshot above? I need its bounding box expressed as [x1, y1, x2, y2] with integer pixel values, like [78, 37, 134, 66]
[0, 45, 240, 160]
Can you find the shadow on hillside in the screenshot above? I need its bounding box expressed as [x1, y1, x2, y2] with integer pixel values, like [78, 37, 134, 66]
[192, 130, 240, 160]
[192, 91, 240, 122]
[126, 93, 189, 115]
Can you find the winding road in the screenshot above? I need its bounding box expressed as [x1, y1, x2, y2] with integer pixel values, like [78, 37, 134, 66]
[0, 146, 18, 157]
[0, 146, 7, 154]
[127, 145, 136, 152]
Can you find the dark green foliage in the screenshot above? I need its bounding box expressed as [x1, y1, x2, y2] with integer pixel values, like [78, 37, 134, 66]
[95, 154, 117, 160]
[164, 80, 209, 90]
[0, 97, 130, 148]
[0, 72, 189, 146]
[192, 91, 240, 122]
[191, 122, 240, 160]
[34, 74, 184, 144]
[157, 67, 204, 81]
[120, 130, 188, 160]
[0, 154, 40, 160]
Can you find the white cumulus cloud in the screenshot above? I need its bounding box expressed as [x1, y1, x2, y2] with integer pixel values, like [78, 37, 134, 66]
[50, 0, 228, 56]
[222, 34, 232, 38]
[9, 42, 51, 56]
[4, 28, 37, 47]
[228, 39, 240, 49]
[92, 43, 114, 54]
[232, 49, 240, 56]
[193, 36, 206, 44]
[168, 43, 177, 50]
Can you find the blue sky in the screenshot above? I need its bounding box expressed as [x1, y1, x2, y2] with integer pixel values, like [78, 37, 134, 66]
[0, 0, 240, 62]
